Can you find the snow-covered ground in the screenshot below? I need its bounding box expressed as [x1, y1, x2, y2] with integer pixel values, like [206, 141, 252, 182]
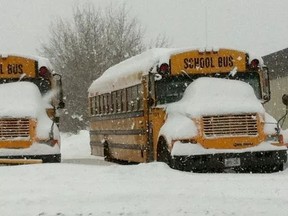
[1, 130, 288, 216]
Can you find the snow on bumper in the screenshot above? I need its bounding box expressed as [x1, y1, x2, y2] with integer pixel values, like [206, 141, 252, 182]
[171, 141, 287, 156]
[0, 143, 60, 156]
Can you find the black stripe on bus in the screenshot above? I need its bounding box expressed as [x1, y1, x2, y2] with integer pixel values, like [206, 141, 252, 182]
[90, 111, 144, 121]
[90, 141, 144, 150]
[90, 129, 146, 136]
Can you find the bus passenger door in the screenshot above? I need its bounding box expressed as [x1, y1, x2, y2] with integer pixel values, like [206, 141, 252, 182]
[144, 73, 166, 161]
[149, 108, 166, 161]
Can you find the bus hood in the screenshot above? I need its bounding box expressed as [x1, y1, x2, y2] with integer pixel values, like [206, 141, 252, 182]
[0, 81, 59, 140]
[0, 81, 46, 118]
[166, 77, 265, 118]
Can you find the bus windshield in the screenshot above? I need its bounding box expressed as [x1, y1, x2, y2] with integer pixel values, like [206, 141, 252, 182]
[0, 78, 51, 95]
[155, 72, 261, 105]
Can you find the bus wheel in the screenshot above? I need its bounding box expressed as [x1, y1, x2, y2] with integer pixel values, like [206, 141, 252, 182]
[157, 137, 172, 167]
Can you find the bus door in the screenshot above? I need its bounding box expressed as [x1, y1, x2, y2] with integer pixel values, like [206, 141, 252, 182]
[145, 73, 166, 161]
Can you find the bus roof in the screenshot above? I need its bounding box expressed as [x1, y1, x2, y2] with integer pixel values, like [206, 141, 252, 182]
[88, 48, 263, 96]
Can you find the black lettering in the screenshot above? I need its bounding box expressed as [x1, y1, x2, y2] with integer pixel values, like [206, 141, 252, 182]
[210, 57, 215, 67]
[194, 58, 199, 68]
[7, 64, 12, 74]
[190, 58, 194, 68]
[223, 56, 229, 67]
[17, 64, 23, 73]
[218, 57, 223, 67]
[7, 64, 23, 74]
[228, 56, 233, 67]
[205, 58, 210, 68]
[184, 58, 189, 69]
[0, 64, 3, 74]
[200, 58, 205, 68]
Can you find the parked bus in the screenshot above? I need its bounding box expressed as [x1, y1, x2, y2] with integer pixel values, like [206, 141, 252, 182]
[0, 54, 64, 164]
[88, 48, 287, 172]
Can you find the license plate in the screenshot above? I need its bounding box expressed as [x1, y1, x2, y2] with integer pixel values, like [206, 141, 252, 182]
[224, 158, 241, 167]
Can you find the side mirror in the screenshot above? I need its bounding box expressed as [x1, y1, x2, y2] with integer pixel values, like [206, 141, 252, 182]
[282, 94, 288, 106]
[148, 97, 155, 107]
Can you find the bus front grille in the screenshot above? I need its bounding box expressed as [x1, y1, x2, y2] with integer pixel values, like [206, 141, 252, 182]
[202, 114, 258, 138]
[0, 118, 30, 139]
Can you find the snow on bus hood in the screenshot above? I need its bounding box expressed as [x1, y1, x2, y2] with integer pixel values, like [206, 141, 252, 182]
[160, 78, 265, 143]
[0, 82, 44, 118]
[0, 82, 58, 140]
[166, 77, 265, 118]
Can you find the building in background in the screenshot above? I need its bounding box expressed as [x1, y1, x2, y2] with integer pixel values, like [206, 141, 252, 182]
[263, 48, 288, 129]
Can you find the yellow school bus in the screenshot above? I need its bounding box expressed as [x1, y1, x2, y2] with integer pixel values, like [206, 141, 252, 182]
[0, 54, 64, 164]
[88, 48, 287, 172]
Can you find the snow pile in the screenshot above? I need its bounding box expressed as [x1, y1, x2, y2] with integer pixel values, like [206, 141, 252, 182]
[0, 131, 287, 216]
[159, 113, 198, 144]
[264, 112, 278, 135]
[60, 130, 91, 159]
[166, 77, 265, 118]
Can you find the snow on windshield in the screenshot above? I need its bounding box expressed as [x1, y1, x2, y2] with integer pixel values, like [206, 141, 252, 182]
[166, 77, 265, 118]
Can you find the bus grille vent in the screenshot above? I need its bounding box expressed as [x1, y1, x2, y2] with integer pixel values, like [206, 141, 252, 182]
[0, 118, 30, 139]
[202, 114, 258, 138]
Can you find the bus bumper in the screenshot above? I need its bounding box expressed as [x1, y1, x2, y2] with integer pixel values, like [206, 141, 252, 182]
[0, 154, 61, 165]
[172, 150, 287, 172]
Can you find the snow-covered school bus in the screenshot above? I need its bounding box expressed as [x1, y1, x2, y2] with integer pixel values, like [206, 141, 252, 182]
[0, 54, 64, 164]
[88, 48, 287, 172]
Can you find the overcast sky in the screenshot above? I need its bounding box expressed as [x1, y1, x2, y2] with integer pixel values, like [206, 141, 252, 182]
[0, 0, 288, 57]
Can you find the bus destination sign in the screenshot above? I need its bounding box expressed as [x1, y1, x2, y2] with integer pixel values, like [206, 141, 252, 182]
[0, 56, 36, 78]
[170, 49, 247, 74]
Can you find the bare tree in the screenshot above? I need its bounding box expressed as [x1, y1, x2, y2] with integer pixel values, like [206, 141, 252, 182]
[40, 3, 169, 132]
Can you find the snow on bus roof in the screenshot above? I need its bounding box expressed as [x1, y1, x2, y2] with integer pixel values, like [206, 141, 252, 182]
[88, 48, 264, 95]
[0, 53, 54, 71]
[88, 48, 190, 95]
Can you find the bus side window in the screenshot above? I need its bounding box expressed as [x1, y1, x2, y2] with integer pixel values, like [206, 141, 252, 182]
[103, 94, 108, 114]
[99, 95, 103, 114]
[89, 97, 94, 116]
[127, 87, 132, 112]
[116, 90, 122, 113]
[95, 96, 98, 115]
[111, 91, 116, 113]
[131, 86, 137, 111]
[122, 89, 127, 112]
[107, 93, 111, 114]
[137, 84, 143, 110]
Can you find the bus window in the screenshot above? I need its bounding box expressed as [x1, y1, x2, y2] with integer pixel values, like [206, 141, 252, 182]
[155, 76, 192, 105]
[137, 84, 144, 110]
[122, 89, 127, 112]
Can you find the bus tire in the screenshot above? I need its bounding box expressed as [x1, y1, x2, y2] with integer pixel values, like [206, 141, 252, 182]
[157, 137, 172, 167]
[103, 141, 111, 161]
